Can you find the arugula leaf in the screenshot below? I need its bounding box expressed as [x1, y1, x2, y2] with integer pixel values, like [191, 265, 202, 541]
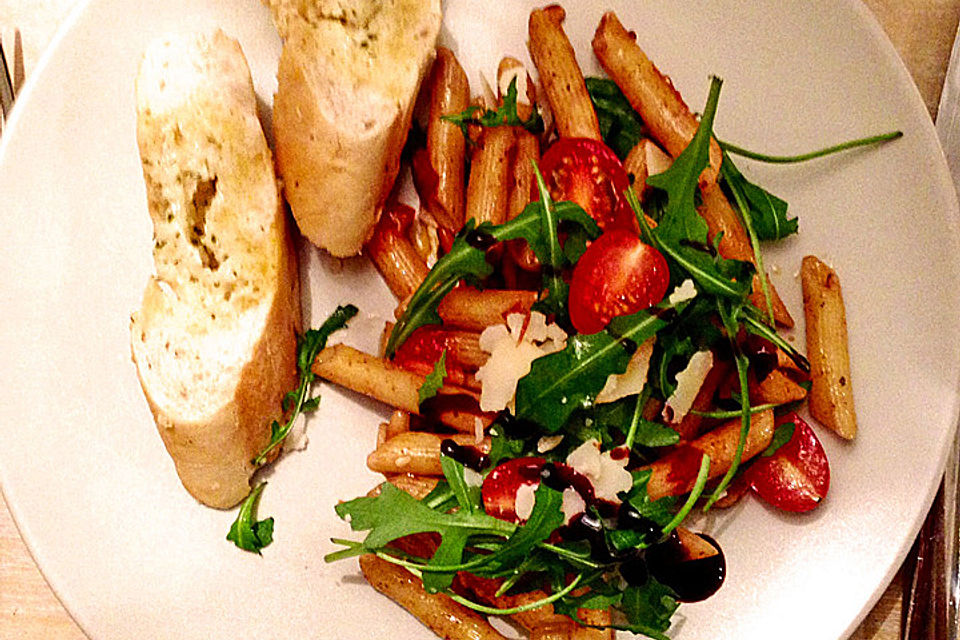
[254, 304, 358, 465]
[473, 483, 564, 576]
[721, 154, 797, 241]
[440, 455, 480, 514]
[226, 482, 274, 554]
[441, 77, 543, 139]
[386, 199, 598, 357]
[703, 297, 751, 510]
[761, 421, 796, 457]
[336, 483, 514, 550]
[585, 77, 647, 160]
[418, 351, 447, 406]
[617, 578, 679, 639]
[516, 307, 671, 433]
[624, 470, 677, 528]
[719, 130, 902, 164]
[532, 163, 569, 319]
[638, 77, 754, 299]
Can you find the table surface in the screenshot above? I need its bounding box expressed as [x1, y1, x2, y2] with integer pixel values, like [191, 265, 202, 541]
[1, 1, 959, 638]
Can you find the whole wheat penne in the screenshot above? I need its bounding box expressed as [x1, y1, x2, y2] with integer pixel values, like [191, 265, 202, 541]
[644, 409, 774, 500]
[366, 203, 430, 301]
[802, 255, 856, 439]
[358, 555, 510, 640]
[457, 574, 572, 635]
[386, 473, 439, 500]
[385, 409, 411, 439]
[592, 11, 720, 183]
[367, 431, 491, 475]
[427, 47, 469, 232]
[572, 608, 613, 640]
[466, 126, 514, 226]
[750, 369, 808, 405]
[438, 287, 538, 330]
[675, 527, 721, 560]
[624, 138, 672, 196]
[426, 395, 495, 435]
[313, 344, 424, 414]
[507, 130, 542, 272]
[699, 181, 794, 327]
[528, 5, 602, 140]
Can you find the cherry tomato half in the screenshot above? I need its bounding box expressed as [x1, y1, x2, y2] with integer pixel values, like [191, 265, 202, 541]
[481, 457, 545, 522]
[746, 413, 830, 513]
[568, 229, 670, 334]
[539, 138, 637, 232]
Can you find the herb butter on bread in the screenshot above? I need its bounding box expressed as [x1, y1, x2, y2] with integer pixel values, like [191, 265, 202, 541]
[131, 31, 301, 509]
[267, 0, 442, 257]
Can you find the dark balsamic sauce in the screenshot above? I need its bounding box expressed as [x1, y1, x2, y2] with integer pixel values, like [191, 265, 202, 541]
[464, 229, 497, 251]
[539, 462, 596, 505]
[645, 532, 726, 602]
[496, 411, 539, 440]
[440, 438, 490, 472]
[616, 503, 660, 544]
[745, 335, 778, 383]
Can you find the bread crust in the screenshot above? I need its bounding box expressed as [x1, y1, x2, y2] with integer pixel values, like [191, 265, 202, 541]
[269, 0, 442, 256]
[131, 31, 300, 509]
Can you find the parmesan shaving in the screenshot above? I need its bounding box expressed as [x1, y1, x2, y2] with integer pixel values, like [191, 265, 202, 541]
[663, 350, 714, 424]
[595, 338, 655, 404]
[475, 311, 566, 412]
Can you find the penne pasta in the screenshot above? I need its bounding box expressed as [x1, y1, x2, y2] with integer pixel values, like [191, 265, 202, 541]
[528, 5, 602, 140]
[313, 343, 425, 414]
[366, 203, 430, 301]
[698, 181, 794, 327]
[465, 126, 514, 226]
[426, 47, 469, 232]
[437, 287, 538, 330]
[359, 555, 510, 640]
[644, 409, 775, 500]
[802, 255, 857, 439]
[367, 431, 491, 475]
[592, 11, 721, 183]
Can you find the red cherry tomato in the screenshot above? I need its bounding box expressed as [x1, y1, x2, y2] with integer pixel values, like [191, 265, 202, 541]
[539, 138, 637, 232]
[481, 457, 545, 522]
[746, 413, 830, 513]
[392, 325, 470, 386]
[568, 229, 670, 334]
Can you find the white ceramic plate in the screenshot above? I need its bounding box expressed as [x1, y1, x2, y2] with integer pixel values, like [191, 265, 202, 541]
[1, 1, 958, 638]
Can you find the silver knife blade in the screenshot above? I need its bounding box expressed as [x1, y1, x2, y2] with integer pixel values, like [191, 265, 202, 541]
[0, 38, 14, 121]
[937, 21, 960, 197]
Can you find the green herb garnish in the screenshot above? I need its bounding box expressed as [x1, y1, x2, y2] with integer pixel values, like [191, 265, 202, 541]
[418, 350, 447, 406]
[226, 482, 274, 554]
[253, 304, 358, 465]
[441, 77, 543, 140]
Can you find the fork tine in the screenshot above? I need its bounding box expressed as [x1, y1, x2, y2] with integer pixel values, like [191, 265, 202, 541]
[13, 29, 23, 96]
[0, 38, 13, 120]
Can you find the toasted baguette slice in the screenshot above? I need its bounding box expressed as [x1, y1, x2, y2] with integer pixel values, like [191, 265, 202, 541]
[131, 31, 301, 509]
[267, 0, 442, 256]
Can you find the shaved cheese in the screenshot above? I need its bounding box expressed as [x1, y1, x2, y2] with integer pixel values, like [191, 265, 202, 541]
[463, 467, 484, 488]
[561, 487, 586, 522]
[475, 311, 566, 412]
[668, 278, 697, 306]
[663, 350, 714, 424]
[537, 434, 564, 453]
[595, 338, 655, 404]
[514, 482, 538, 521]
[565, 439, 632, 502]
